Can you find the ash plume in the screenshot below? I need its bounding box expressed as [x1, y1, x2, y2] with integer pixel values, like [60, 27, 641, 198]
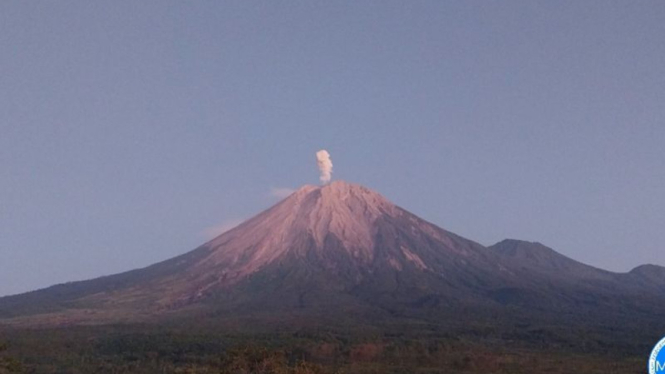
[316, 150, 333, 184]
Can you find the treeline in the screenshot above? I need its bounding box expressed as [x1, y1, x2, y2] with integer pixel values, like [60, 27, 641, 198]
[2, 314, 657, 374]
[0, 331, 644, 374]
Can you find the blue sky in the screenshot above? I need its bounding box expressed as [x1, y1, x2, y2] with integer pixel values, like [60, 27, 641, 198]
[1, 1, 664, 296]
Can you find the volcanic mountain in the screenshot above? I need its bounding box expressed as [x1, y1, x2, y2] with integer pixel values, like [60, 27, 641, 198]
[1, 181, 664, 327]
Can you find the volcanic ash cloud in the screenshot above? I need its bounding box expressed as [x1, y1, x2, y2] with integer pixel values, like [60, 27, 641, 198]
[316, 150, 333, 184]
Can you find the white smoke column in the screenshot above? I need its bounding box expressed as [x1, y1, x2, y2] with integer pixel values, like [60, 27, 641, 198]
[316, 150, 333, 184]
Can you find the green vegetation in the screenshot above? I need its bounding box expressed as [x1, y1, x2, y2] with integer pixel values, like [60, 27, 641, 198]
[0, 321, 653, 373]
[0, 342, 23, 373]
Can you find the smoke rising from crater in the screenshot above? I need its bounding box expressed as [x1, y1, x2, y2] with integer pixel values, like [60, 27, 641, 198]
[316, 150, 333, 184]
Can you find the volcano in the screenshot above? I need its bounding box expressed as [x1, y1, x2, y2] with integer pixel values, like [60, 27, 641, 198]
[1, 181, 664, 327]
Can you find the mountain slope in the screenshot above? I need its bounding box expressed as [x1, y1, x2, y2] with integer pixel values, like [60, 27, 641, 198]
[490, 239, 615, 281]
[1, 181, 664, 327]
[628, 264, 665, 292]
[0, 182, 507, 321]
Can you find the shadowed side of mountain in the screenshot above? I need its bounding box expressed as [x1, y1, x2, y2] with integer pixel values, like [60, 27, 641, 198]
[628, 264, 665, 291]
[490, 239, 615, 281]
[490, 239, 665, 310]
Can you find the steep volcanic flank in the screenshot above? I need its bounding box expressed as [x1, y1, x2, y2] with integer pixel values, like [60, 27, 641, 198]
[135, 181, 510, 309]
[202, 182, 399, 276]
[1, 181, 664, 326]
[0, 181, 501, 322]
[191, 181, 503, 288]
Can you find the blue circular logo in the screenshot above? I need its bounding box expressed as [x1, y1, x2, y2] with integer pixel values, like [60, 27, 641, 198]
[650, 337, 665, 374]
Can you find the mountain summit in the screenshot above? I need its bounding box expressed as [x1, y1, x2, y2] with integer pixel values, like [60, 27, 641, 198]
[1, 181, 664, 326]
[202, 181, 401, 276]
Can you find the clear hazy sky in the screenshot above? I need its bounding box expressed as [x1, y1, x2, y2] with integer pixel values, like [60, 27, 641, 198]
[1, 1, 664, 297]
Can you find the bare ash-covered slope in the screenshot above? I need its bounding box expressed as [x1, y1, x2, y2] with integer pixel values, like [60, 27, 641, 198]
[1, 181, 664, 326]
